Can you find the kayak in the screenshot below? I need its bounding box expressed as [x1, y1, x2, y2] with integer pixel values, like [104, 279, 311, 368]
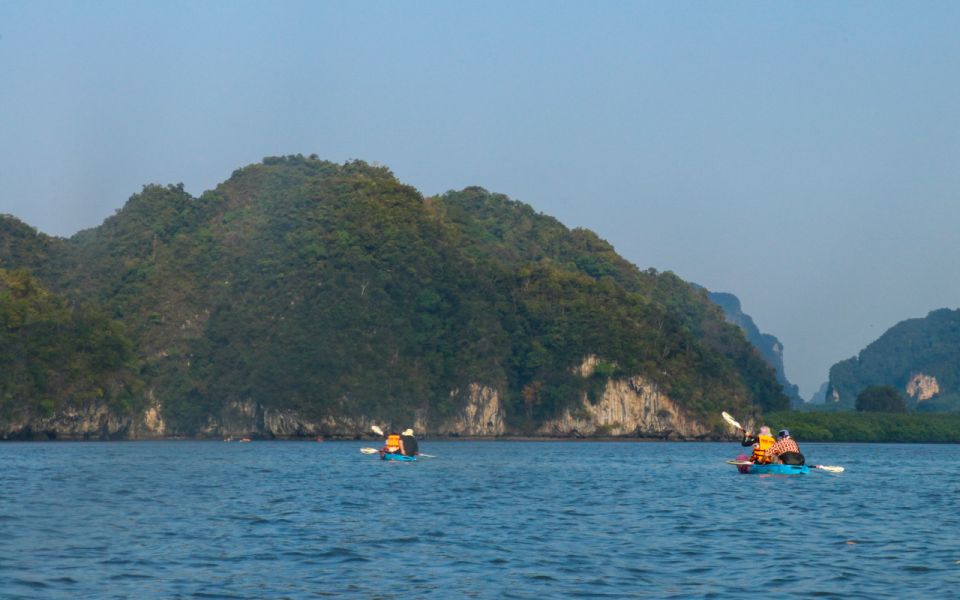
[732, 461, 808, 475]
[381, 452, 417, 462]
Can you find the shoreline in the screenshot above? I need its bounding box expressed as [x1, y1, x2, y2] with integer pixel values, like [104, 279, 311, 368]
[2, 435, 955, 444]
[0, 433, 729, 443]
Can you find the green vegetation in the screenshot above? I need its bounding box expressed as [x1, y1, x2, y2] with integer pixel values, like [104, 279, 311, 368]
[828, 308, 960, 409]
[855, 385, 907, 413]
[0, 155, 788, 435]
[766, 411, 960, 443]
[707, 291, 803, 407]
[0, 268, 141, 422]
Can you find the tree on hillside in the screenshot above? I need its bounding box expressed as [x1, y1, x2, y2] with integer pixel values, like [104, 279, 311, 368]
[855, 385, 907, 413]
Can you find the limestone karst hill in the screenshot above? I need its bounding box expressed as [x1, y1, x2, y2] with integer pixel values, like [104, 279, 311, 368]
[0, 155, 787, 438]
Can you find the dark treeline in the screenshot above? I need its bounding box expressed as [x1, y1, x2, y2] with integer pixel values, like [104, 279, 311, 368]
[766, 411, 960, 443]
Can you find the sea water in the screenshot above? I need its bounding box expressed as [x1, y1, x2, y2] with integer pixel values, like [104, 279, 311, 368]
[0, 441, 957, 598]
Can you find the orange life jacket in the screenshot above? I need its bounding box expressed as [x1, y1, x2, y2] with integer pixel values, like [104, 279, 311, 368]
[751, 434, 775, 464]
[385, 434, 401, 452]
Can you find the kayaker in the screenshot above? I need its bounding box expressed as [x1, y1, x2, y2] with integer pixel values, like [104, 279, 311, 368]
[381, 432, 402, 455]
[764, 429, 805, 465]
[740, 425, 775, 464]
[399, 428, 419, 457]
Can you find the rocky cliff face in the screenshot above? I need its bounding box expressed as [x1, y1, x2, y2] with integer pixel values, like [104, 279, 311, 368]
[906, 373, 940, 402]
[0, 403, 136, 440]
[707, 290, 804, 406]
[1, 361, 713, 439]
[537, 376, 708, 438]
[437, 384, 506, 436]
[535, 356, 709, 438]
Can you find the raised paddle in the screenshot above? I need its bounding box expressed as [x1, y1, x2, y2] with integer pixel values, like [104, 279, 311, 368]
[721, 411, 743, 431]
[371, 425, 384, 436]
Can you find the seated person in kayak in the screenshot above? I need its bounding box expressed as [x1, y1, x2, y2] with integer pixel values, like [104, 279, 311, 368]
[380, 432, 402, 456]
[764, 429, 805, 465]
[400, 428, 419, 457]
[380, 429, 419, 457]
[740, 425, 775, 464]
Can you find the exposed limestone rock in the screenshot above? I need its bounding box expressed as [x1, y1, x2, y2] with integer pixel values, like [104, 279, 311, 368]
[575, 355, 601, 378]
[142, 406, 165, 433]
[0, 366, 706, 439]
[205, 400, 325, 438]
[0, 402, 132, 440]
[906, 373, 940, 402]
[134, 390, 167, 438]
[538, 356, 708, 438]
[437, 383, 506, 436]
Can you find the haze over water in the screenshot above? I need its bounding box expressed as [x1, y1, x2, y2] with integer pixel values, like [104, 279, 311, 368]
[1, 441, 957, 598]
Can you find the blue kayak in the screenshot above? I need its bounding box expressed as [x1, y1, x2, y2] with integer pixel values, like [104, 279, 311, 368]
[734, 462, 808, 475]
[381, 452, 417, 462]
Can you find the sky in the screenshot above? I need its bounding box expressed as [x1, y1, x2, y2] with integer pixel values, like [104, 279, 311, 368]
[1, 1, 958, 398]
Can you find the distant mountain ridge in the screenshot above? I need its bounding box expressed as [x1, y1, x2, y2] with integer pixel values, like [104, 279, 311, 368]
[826, 308, 960, 411]
[707, 291, 803, 406]
[0, 155, 788, 439]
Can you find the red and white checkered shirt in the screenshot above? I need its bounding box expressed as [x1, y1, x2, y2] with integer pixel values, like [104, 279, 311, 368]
[764, 436, 800, 461]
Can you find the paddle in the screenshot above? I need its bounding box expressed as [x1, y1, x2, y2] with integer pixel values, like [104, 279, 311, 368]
[371, 425, 384, 436]
[721, 411, 743, 431]
[811, 464, 844, 473]
[725, 459, 844, 473]
[723, 412, 844, 473]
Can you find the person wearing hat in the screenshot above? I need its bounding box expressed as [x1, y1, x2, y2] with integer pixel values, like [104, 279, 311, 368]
[763, 429, 805, 465]
[399, 428, 419, 457]
[740, 425, 776, 464]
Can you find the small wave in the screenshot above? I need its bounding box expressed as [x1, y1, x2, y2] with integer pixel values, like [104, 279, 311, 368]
[108, 573, 154, 581]
[523, 573, 558, 582]
[902, 565, 938, 573]
[191, 591, 248, 599]
[13, 578, 49, 589]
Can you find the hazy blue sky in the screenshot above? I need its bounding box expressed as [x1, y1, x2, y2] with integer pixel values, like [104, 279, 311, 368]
[1, 1, 958, 397]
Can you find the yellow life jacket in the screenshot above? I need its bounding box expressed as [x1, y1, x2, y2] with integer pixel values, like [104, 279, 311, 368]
[385, 434, 401, 452]
[751, 434, 775, 464]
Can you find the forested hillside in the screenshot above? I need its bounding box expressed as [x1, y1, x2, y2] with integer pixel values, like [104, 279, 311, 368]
[0, 268, 140, 428]
[0, 155, 788, 438]
[827, 308, 960, 411]
[707, 291, 803, 406]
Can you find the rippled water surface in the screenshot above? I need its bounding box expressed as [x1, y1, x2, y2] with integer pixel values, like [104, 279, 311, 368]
[1, 441, 958, 598]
